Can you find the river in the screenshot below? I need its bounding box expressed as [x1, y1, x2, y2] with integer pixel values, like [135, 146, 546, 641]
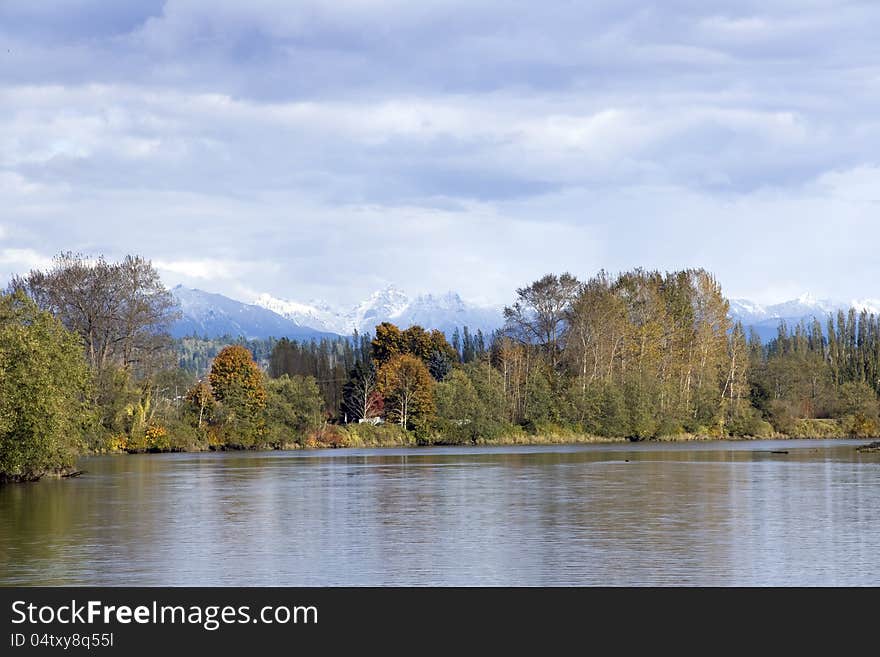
[1, 440, 878, 586]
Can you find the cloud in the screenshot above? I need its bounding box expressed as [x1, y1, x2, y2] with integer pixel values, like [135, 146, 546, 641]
[815, 166, 880, 202]
[0, 247, 54, 283]
[154, 258, 236, 281]
[0, 83, 857, 204]
[1, 1, 880, 306]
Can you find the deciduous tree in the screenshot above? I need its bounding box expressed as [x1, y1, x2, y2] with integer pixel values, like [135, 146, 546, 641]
[372, 322, 405, 367]
[377, 354, 435, 430]
[342, 361, 382, 422]
[209, 346, 267, 412]
[9, 252, 179, 375]
[0, 292, 91, 482]
[504, 272, 581, 369]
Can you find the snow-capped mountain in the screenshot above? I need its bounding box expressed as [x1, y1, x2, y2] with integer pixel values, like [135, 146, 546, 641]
[729, 294, 839, 325]
[730, 294, 851, 322]
[170, 286, 334, 340]
[349, 286, 410, 333]
[397, 292, 504, 337]
[852, 299, 880, 315]
[729, 293, 880, 341]
[253, 293, 345, 334]
[255, 285, 503, 337]
[172, 284, 880, 344]
[727, 298, 768, 325]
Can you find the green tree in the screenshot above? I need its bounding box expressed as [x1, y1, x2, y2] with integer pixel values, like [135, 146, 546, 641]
[624, 377, 657, 440]
[0, 292, 91, 482]
[265, 375, 325, 447]
[523, 368, 557, 425]
[599, 383, 628, 438]
[435, 365, 510, 442]
[835, 381, 880, 437]
[9, 253, 180, 449]
[428, 350, 453, 381]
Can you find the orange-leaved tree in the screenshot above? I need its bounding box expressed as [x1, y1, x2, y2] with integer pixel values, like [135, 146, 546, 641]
[377, 354, 435, 430]
[209, 346, 267, 445]
[209, 346, 267, 408]
[372, 322, 405, 367]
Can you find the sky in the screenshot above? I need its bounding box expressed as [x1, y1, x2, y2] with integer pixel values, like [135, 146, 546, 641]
[1, 1, 880, 308]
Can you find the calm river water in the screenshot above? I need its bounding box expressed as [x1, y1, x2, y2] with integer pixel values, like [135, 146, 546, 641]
[1, 440, 879, 586]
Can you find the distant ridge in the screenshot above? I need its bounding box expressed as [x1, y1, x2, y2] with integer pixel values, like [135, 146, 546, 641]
[729, 294, 880, 342]
[172, 283, 880, 345]
[170, 286, 336, 341]
[254, 285, 504, 337]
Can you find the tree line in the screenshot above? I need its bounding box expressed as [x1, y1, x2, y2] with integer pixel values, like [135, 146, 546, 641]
[3, 253, 880, 482]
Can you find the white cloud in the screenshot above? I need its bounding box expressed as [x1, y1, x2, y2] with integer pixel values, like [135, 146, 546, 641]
[2, 1, 880, 307]
[154, 258, 236, 281]
[0, 248, 54, 282]
[0, 82, 847, 203]
[815, 166, 880, 202]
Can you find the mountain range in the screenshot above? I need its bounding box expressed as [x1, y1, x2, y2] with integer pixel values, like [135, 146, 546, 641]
[170, 285, 503, 340]
[255, 286, 503, 337]
[170, 285, 880, 343]
[170, 286, 336, 341]
[728, 294, 880, 342]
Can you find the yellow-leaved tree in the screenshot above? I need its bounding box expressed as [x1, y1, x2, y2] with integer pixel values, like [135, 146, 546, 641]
[377, 354, 435, 431]
[208, 345, 267, 447]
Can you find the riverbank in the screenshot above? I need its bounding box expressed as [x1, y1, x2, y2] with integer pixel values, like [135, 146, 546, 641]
[0, 466, 84, 484]
[117, 424, 874, 453]
[6, 430, 876, 483]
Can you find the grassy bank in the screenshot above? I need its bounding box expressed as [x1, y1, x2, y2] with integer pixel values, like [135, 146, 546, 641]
[100, 417, 874, 456]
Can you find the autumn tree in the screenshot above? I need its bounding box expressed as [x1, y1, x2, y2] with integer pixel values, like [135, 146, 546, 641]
[9, 252, 179, 375]
[401, 326, 434, 361]
[504, 272, 581, 369]
[0, 291, 91, 482]
[564, 271, 626, 392]
[721, 322, 751, 429]
[372, 322, 405, 366]
[371, 323, 457, 382]
[490, 335, 534, 424]
[8, 253, 180, 447]
[210, 346, 267, 410]
[209, 346, 267, 445]
[185, 380, 216, 429]
[377, 354, 435, 430]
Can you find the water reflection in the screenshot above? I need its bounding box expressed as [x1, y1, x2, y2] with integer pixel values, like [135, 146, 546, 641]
[1, 440, 878, 586]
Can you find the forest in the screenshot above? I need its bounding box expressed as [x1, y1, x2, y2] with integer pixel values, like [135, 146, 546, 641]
[2, 253, 880, 482]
